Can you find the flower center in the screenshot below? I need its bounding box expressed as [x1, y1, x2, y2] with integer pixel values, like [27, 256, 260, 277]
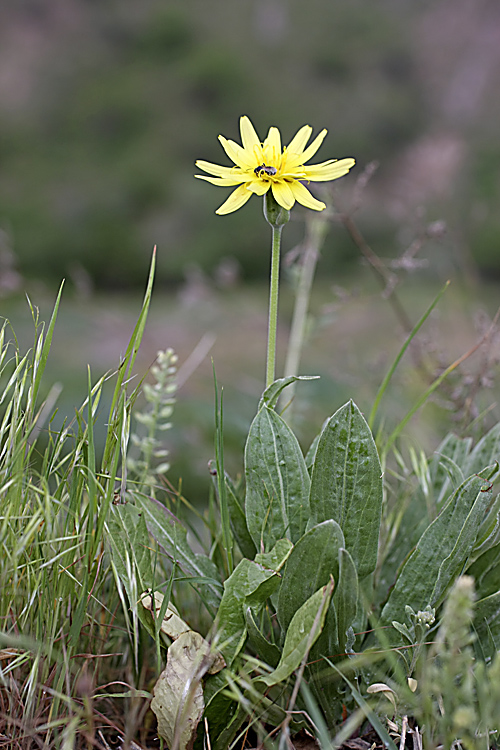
[254, 164, 277, 179]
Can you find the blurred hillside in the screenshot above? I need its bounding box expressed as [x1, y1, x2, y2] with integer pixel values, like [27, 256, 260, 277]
[1, 0, 500, 289]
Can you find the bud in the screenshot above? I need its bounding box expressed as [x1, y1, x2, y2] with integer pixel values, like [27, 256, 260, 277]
[264, 191, 290, 229]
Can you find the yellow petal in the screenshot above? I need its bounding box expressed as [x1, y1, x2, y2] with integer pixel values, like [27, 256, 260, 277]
[195, 159, 244, 179]
[247, 180, 270, 196]
[271, 180, 295, 210]
[304, 158, 356, 182]
[262, 127, 281, 165]
[218, 136, 255, 170]
[285, 125, 312, 155]
[286, 129, 328, 168]
[215, 185, 253, 215]
[289, 181, 326, 211]
[240, 116, 261, 153]
[195, 174, 246, 186]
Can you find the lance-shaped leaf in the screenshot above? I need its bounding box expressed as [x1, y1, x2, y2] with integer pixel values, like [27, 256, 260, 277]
[431, 479, 492, 605]
[245, 405, 310, 551]
[200, 671, 239, 750]
[106, 503, 153, 593]
[335, 547, 358, 655]
[475, 590, 500, 657]
[135, 494, 222, 612]
[261, 581, 334, 686]
[381, 472, 494, 625]
[245, 607, 281, 668]
[225, 472, 256, 560]
[215, 539, 292, 665]
[468, 541, 500, 599]
[309, 400, 383, 578]
[430, 433, 473, 506]
[277, 520, 344, 632]
[465, 422, 500, 476]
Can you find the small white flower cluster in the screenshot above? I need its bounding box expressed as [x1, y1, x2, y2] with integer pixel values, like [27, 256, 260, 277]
[128, 348, 177, 492]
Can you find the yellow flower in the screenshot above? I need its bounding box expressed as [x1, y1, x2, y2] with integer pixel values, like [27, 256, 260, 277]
[195, 115, 355, 215]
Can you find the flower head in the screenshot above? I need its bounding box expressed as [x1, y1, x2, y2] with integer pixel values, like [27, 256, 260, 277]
[195, 115, 355, 215]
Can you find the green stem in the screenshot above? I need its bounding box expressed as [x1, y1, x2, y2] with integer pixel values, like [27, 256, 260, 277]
[263, 191, 290, 388]
[266, 224, 283, 387]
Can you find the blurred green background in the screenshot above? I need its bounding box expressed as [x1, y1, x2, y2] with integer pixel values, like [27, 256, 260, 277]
[2, 0, 500, 287]
[1, 0, 500, 501]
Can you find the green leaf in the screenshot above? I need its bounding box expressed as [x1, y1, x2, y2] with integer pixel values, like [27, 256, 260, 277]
[465, 422, 500, 476]
[106, 503, 153, 595]
[468, 542, 500, 598]
[335, 547, 358, 655]
[309, 400, 383, 578]
[198, 671, 239, 750]
[215, 542, 289, 665]
[224, 473, 256, 559]
[245, 607, 281, 668]
[261, 581, 334, 686]
[245, 405, 310, 551]
[381, 472, 494, 625]
[431, 480, 493, 605]
[258, 376, 319, 411]
[430, 433, 473, 506]
[277, 520, 344, 633]
[304, 431, 321, 473]
[135, 494, 222, 613]
[308, 598, 339, 725]
[475, 590, 500, 656]
[254, 537, 293, 570]
[472, 492, 500, 559]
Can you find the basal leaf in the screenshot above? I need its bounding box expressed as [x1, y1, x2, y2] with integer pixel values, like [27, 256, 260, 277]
[254, 537, 293, 570]
[261, 582, 334, 686]
[135, 493, 222, 612]
[245, 405, 310, 551]
[277, 520, 344, 633]
[381, 473, 493, 625]
[465, 422, 500, 477]
[475, 590, 500, 658]
[430, 433, 473, 506]
[225, 473, 256, 559]
[198, 671, 239, 750]
[215, 541, 289, 665]
[468, 542, 500, 599]
[431, 481, 493, 605]
[106, 503, 152, 594]
[309, 400, 383, 578]
[335, 547, 358, 655]
[245, 607, 281, 668]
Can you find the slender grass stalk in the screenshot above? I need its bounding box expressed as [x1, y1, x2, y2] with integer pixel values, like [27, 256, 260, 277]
[368, 280, 450, 429]
[280, 215, 328, 413]
[382, 303, 500, 458]
[213, 366, 233, 575]
[104, 247, 156, 467]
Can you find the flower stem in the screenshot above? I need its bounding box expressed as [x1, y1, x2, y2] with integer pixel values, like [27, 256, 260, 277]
[266, 224, 283, 387]
[264, 192, 290, 388]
